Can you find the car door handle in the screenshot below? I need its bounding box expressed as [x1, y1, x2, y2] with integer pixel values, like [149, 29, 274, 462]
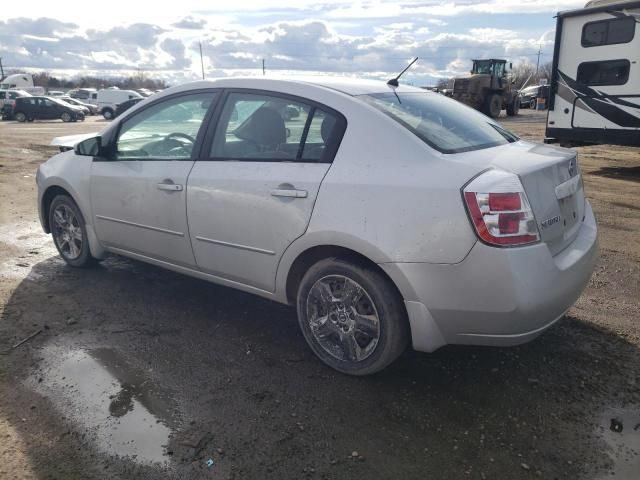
[270, 188, 308, 198]
[157, 182, 183, 192]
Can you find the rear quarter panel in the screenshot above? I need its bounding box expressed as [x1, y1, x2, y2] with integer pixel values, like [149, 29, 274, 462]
[275, 91, 484, 300]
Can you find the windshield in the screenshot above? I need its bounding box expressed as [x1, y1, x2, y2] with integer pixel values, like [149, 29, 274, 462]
[359, 92, 518, 154]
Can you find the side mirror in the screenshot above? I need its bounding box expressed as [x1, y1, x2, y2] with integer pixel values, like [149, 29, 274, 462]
[75, 136, 102, 156]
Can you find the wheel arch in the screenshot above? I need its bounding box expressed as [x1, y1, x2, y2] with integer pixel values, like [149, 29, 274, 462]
[283, 244, 404, 307]
[40, 182, 107, 259]
[41, 184, 76, 233]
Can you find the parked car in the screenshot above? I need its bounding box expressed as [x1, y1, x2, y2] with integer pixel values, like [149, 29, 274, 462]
[0, 89, 31, 119]
[13, 96, 85, 122]
[60, 96, 98, 115]
[114, 97, 143, 117]
[518, 85, 551, 109]
[36, 77, 598, 375]
[47, 90, 65, 97]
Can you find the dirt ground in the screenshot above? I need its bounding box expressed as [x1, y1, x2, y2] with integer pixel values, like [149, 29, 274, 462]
[0, 109, 638, 480]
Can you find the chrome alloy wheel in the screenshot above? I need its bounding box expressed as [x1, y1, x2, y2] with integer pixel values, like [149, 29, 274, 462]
[306, 275, 381, 362]
[51, 204, 83, 260]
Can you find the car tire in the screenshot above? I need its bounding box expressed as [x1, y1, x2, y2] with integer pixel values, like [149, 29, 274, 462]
[27, 118, 34, 122]
[483, 93, 502, 118]
[48, 195, 99, 268]
[297, 257, 409, 375]
[15, 112, 26, 122]
[61, 112, 72, 122]
[530, 98, 537, 110]
[102, 108, 114, 120]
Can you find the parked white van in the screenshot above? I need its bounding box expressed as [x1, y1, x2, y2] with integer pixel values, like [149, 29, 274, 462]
[88, 89, 143, 119]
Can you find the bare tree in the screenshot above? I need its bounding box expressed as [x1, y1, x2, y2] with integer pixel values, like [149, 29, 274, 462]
[538, 61, 553, 84]
[436, 78, 450, 90]
[511, 61, 537, 89]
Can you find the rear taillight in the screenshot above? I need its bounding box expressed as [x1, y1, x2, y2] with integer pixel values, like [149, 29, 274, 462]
[463, 170, 540, 247]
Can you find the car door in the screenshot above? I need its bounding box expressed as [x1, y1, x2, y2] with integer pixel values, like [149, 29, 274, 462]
[33, 98, 46, 119]
[187, 90, 346, 291]
[90, 90, 218, 267]
[41, 98, 58, 119]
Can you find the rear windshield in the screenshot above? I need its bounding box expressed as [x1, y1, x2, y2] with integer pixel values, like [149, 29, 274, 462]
[359, 92, 518, 154]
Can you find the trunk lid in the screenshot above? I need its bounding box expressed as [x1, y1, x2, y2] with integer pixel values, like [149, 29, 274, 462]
[451, 141, 586, 255]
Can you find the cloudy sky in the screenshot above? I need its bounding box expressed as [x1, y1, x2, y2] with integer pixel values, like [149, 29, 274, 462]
[0, 0, 586, 85]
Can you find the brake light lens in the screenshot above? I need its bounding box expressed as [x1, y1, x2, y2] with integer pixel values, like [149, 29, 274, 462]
[463, 170, 540, 247]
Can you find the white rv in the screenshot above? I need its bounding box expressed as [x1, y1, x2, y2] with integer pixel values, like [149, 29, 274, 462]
[546, 0, 640, 146]
[0, 73, 45, 96]
[88, 89, 143, 119]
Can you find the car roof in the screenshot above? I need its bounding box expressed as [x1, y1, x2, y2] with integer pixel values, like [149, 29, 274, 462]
[166, 76, 427, 97]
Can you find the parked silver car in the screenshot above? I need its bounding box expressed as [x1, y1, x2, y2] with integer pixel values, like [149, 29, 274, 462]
[36, 77, 598, 374]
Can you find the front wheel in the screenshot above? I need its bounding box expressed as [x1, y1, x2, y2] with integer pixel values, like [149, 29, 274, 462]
[483, 93, 502, 118]
[530, 98, 537, 110]
[61, 112, 72, 122]
[15, 112, 26, 122]
[297, 258, 409, 375]
[49, 195, 98, 268]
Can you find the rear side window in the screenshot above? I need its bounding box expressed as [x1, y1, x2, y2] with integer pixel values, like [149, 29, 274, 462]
[210, 92, 343, 163]
[577, 59, 630, 86]
[360, 92, 517, 154]
[582, 16, 635, 47]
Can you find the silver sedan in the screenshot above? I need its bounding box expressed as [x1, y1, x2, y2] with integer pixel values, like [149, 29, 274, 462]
[36, 77, 598, 374]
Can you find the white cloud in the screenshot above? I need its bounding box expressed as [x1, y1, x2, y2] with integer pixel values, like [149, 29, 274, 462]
[0, 1, 564, 85]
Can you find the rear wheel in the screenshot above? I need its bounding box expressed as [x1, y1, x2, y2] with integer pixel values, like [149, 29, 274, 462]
[15, 112, 26, 122]
[483, 93, 502, 118]
[49, 195, 98, 268]
[297, 257, 409, 375]
[61, 112, 72, 122]
[102, 108, 114, 120]
[506, 97, 520, 116]
[530, 98, 537, 110]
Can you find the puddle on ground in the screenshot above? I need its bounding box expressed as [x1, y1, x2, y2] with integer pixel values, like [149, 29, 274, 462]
[596, 407, 640, 479]
[27, 345, 176, 464]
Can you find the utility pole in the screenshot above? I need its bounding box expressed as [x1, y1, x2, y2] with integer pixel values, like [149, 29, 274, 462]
[0, 57, 4, 80]
[262, 58, 265, 76]
[199, 42, 205, 80]
[535, 45, 542, 77]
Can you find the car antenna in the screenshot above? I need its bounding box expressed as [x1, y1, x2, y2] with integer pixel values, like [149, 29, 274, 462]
[387, 57, 418, 87]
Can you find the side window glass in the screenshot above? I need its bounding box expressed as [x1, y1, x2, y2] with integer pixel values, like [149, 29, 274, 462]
[116, 92, 215, 160]
[211, 92, 311, 161]
[582, 17, 635, 47]
[577, 59, 630, 86]
[301, 109, 338, 162]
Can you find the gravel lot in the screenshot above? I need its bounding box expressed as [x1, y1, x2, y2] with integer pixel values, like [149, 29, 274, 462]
[0, 109, 638, 479]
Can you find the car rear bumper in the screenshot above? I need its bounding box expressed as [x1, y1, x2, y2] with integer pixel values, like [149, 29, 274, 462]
[381, 201, 598, 352]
